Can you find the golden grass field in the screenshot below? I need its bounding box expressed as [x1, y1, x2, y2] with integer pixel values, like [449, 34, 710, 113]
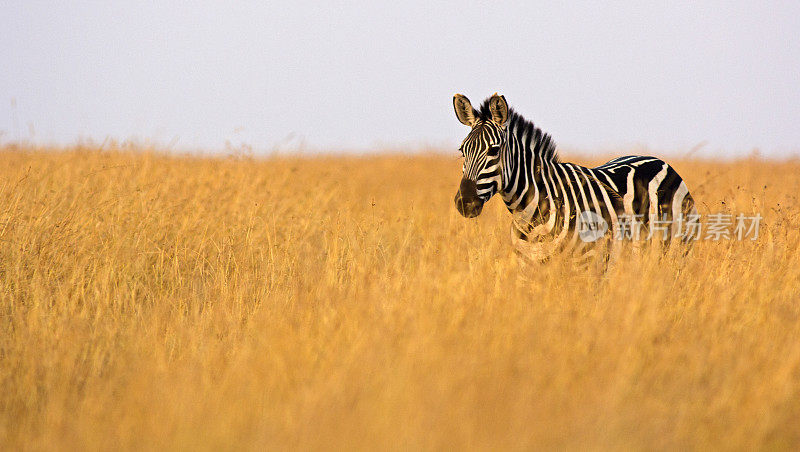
[1, 145, 799, 450]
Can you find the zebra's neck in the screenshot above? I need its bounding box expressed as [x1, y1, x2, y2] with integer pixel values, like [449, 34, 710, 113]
[500, 111, 558, 219]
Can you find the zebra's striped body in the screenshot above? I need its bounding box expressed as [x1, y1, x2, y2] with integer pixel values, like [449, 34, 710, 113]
[453, 93, 698, 262]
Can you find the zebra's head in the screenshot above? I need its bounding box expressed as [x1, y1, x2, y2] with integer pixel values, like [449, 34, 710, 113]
[452, 93, 508, 218]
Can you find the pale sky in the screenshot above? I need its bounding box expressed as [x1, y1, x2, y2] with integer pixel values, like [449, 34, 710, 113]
[2, 1, 799, 157]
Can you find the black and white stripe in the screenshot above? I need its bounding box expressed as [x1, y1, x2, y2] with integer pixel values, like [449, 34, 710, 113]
[453, 93, 698, 262]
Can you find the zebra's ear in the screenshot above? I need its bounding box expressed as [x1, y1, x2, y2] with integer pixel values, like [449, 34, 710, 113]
[453, 94, 477, 127]
[488, 93, 509, 126]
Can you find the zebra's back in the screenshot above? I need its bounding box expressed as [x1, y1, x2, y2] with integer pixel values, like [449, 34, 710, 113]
[590, 155, 697, 231]
[513, 155, 698, 263]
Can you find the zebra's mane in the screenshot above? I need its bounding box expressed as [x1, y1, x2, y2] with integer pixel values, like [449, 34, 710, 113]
[477, 99, 559, 163]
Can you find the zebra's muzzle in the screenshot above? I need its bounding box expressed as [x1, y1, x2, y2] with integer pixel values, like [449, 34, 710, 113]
[455, 178, 484, 218]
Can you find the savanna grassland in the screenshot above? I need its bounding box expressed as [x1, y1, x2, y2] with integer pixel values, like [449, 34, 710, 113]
[1, 145, 799, 450]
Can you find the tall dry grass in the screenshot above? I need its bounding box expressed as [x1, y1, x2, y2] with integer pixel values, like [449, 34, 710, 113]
[0, 145, 798, 450]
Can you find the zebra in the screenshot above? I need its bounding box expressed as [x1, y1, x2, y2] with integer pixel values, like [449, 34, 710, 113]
[452, 93, 699, 263]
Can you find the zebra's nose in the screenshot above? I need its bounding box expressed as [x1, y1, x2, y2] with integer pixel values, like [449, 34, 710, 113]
[456, 197, 483, 218]
[455, 178, 484, 218]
